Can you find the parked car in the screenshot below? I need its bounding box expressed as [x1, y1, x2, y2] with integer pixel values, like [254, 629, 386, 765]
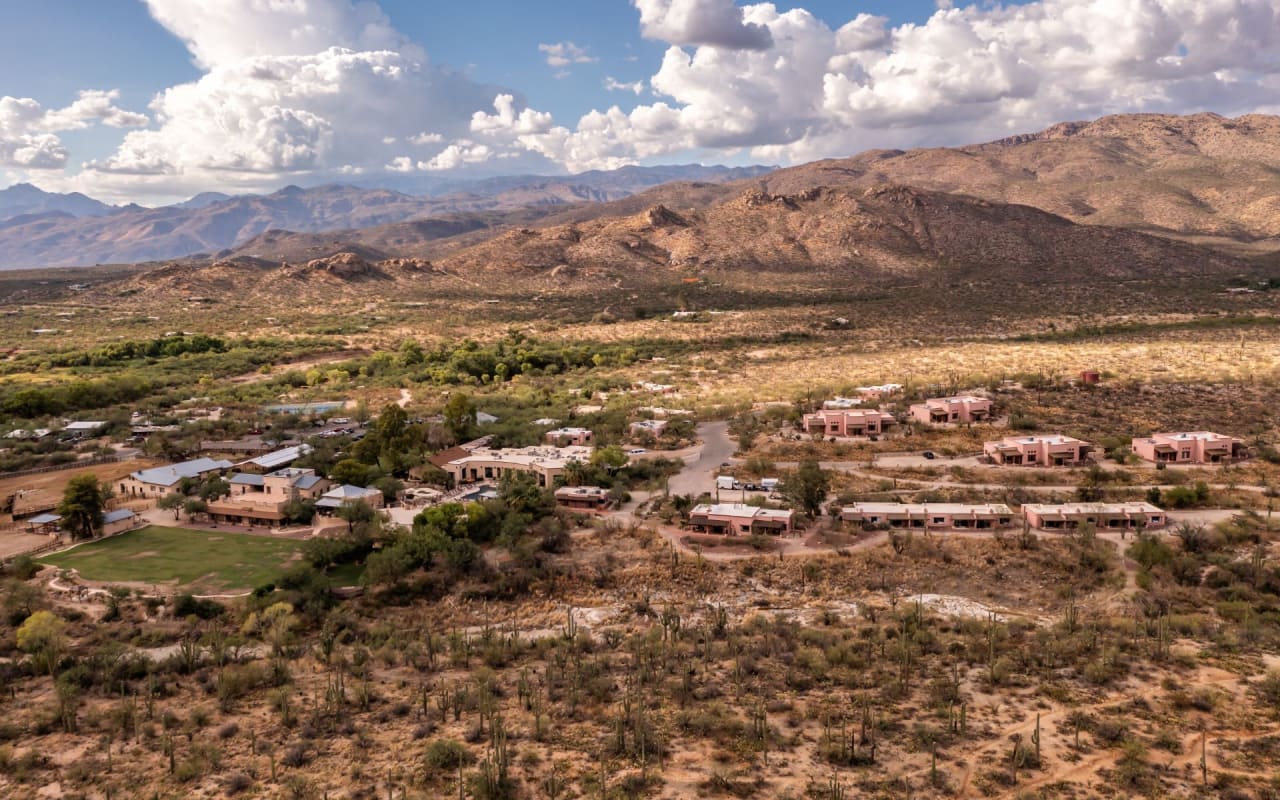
[628, 448, 647, 455]
[923, 451, 936, 459]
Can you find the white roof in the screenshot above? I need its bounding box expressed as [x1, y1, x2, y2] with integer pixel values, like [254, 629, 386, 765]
[631, 419, 667, 429]
[810, 408, 893, 419]
[547, 427, 591, 436]
[998, 434, 1088, 445]
[1144, 431, 1236, 442]
[446, 445, 593, 470]
[926, 395, 987, 405]
[1023, 502, 1163, 515]
[131, 458, 232, 487]
[844, 502, 1013, 515]
[555, 485, 608, 497]
[242, 444, 313, 470]
[476, 412, 500, 424]
[323, 484, 380, 499]
[63, 420, 107, 431]
[691, 503, 793, 521]
[532, 418, 560, 426]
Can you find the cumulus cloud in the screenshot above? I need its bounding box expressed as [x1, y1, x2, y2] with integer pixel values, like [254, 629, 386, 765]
[634, 0, 773, 50]
[422, 140, 494, 170]
[464, 0, 1280, 173]
[15, 0, 1280, 199]
[141, 0, 416, 69]
[71, 0, 536, 200]
[538, 42, 597, 68]
[0, 90, 146, 169]
[604, 76, 647, 94]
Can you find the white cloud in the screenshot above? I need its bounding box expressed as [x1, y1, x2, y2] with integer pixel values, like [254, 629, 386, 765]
[12, 0, 1280, 200]
[538, 42, 597, 68]
[141, 0, 416, 70]
[65, 0, 539, 201]
[0, 90, 146, 169]
[604, 76, 647, 94]
[423, 140, 492, 170]
[463, 0, 1280, 173]
[634, 0, 773, 50]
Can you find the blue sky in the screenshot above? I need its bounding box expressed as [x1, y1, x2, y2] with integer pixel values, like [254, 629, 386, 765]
[1, 0, 1275, 204]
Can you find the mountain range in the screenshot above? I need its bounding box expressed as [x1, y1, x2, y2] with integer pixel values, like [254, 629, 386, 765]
[9, 112, 1280, 300]
[0, 165, 773, 270]
[197, 112, 1280, 270]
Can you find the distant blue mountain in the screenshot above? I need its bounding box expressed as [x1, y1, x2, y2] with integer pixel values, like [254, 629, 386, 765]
[0, 183, 116, 222]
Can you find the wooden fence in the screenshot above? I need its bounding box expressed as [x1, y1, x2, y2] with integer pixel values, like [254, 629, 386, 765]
[0, 455, 124, 481]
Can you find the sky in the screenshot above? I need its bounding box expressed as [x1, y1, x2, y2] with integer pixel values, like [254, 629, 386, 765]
[2, 0, 1279, 205]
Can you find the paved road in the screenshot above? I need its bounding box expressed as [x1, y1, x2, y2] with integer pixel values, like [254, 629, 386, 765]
[667, 421, 737, 498]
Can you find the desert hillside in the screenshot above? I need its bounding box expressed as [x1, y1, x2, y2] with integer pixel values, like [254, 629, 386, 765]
[755, 113, 1280, 251]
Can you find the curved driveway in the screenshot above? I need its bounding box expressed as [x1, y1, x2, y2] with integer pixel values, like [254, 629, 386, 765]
[666, 421, 737, 498]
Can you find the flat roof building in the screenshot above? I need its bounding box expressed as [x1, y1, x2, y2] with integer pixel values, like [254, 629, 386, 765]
[840, 502, 1015, 530]
[802, 408, 896, 438]
[1132, 432, 1248, 465]
[441, 445, 594, 489]
[1023, 502, 1166, 531]
[689, 503, 794, 536]
[545, 427, 594, 446]
[909, 396, 993, 425]
[984, 434, 1092, 466]
[554, 485, 612, 511]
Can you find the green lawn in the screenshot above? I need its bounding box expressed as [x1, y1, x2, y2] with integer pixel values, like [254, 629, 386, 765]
[39, 525, 302, 593]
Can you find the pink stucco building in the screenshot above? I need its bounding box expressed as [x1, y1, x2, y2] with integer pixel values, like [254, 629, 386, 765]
[1023, 502, 1166, 531]
[802, 408, 896, 437]
[689, 503, 793, 535]
[840, 502, 1014, 530]
[909, 396, 993, 425]
[1131, 432, 1249, 464]
[984, 434, 1092, 466]
[545, 427, 594, 446]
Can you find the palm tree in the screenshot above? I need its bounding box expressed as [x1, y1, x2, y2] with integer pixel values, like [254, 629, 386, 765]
[562, 459, 590, 487]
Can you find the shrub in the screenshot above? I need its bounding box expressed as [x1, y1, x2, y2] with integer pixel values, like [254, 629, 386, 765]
[424, 738, 473, 771]
[172, 594, 224, 620]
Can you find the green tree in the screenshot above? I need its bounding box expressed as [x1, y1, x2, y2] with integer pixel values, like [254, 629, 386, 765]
[590, 445, 628, 471]
[372, 476, 404, 504]
[57, 474, 108, 540]
[157, 492, 184, 521]
[783, 459, 831, 517]
[17, 610, 67, 676]
[443, 392, 477, 441]
[336, 500, 375, 533]
[199, 477, 230, 502]
[183, 498, 208, 521]
[562, 459, 590, 487]
[330, 459, 371, 487]
[399, 340, 425, 366]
